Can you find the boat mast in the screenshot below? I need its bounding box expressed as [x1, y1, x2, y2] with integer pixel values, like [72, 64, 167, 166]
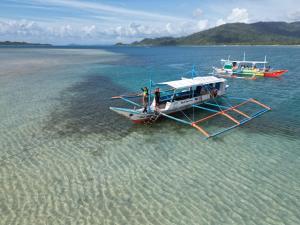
[192, 65, 195, 77]
[191, 65, 195, 94]
[192, 65, 195, 121]
[148, 73, 152, 113]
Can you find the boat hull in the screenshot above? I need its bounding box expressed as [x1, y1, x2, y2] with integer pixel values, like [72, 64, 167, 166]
[264, 70, 288, 77]
[214, 67, 288, 78]
[110, 93, 222, 123]
[233, 70, 264, 77]
[109, 107, 155, 123]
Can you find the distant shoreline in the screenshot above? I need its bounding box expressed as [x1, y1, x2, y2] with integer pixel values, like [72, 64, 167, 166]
[114, 44, 300, 47]
[0, 41, 52, 46]
[1, 43, 300, 48]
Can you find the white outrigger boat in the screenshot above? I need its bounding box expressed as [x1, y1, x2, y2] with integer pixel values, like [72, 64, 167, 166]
[110, 74, 271, 138]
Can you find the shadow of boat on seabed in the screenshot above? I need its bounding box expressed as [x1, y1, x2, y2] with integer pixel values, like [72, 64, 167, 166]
[44, 74, 134, 140]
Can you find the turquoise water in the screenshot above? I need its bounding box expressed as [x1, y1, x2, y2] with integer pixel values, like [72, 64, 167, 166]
[0, 46, 299, 225]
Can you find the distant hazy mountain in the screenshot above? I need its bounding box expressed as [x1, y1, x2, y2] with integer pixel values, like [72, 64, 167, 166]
[0, 41, 51, 46]
[131, 22, 300, 46]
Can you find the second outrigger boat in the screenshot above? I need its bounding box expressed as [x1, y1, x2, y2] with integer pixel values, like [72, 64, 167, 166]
[213, 54, 288, 79]
[110, 72, 271, 138]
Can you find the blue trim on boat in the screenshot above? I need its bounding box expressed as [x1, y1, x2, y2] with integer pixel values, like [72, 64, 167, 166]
[192, 104, 220, 113]
[160, 113, 192, 125]
[120, 97, 141, 107]
[225, 96, 250, 101]
[109, 107, 142, 114]
[204, 102, 230, 109]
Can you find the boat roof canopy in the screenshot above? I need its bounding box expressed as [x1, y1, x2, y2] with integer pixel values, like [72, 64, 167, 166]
[159, 76, 225, 89]
[221, 59, 268, 64]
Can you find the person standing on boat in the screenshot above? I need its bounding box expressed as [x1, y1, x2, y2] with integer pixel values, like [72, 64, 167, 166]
[154, 88, 160, 111]
[141, 87, 149, 113]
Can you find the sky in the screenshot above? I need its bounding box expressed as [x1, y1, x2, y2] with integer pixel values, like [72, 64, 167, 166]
[0, 0, 300, 45]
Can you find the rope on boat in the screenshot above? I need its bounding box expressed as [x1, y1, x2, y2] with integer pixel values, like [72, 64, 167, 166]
[180, 110, 193, 123]
[203, 85, 224, 112]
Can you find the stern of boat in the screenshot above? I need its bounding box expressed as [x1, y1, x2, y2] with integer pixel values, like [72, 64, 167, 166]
[264, 70, 288, 78]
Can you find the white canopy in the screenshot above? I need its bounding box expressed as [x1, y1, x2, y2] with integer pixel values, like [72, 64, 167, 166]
[159, 76, 225, 89]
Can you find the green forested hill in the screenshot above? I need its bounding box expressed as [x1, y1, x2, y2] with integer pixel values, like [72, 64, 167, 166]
[131, 22, 300, 46]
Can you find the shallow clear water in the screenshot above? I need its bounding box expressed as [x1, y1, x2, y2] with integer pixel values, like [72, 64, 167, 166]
[0, 46, 299, 225]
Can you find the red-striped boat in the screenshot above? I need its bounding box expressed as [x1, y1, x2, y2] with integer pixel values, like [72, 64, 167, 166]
[213, 53, 288, 79]
[264, 69, 288, 78]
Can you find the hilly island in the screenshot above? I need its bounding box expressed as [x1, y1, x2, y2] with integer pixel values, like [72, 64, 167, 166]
[0, 41, 51, 46]
[130, 22, 300, 46]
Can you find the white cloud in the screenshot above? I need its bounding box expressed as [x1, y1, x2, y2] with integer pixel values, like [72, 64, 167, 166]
[0, 19, 93, 40]
[2, 0, 300, 44]
[57, 25, 72, 37]
[165, 23, 172, 33]
[82, 25, 96, 36]
[197, 20, 208, 30]
[0, 20, 43, 36]
[110, 20, 209, 39]
[30, 0, 192, 23]
[112, 23, 156, 37]
[216, 19, 226, 26]
[0, 1, 212, 44]
[227, 8, 249, 23]
[287, 10, 300, 21]
[215, 8, 249, 27]
[0, 13, 210, 44]
[193, 8, 203, 17]
[162, 20, 208, 36]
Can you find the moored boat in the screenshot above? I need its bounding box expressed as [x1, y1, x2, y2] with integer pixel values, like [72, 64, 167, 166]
[110, 72, 271, 138]
[213, 54, 288, 79]
[110, 76, 227, 124]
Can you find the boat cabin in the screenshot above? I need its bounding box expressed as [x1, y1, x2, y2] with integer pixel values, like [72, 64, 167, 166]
[149, 76, 226, 112]
[221, 59, 268, 72]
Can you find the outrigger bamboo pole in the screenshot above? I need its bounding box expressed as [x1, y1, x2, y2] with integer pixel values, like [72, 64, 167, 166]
[120, 97, 141, 107]
[160, 112, 210, 137]
[250, 98, 271, 110]
[204, 102, 251, 119]
[159, 112, 191, 125]
[191, 123, 210, 138]
[232, 108, 251, 119]
[193, 99, 251, 124]
[221, 112, 240, 125]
